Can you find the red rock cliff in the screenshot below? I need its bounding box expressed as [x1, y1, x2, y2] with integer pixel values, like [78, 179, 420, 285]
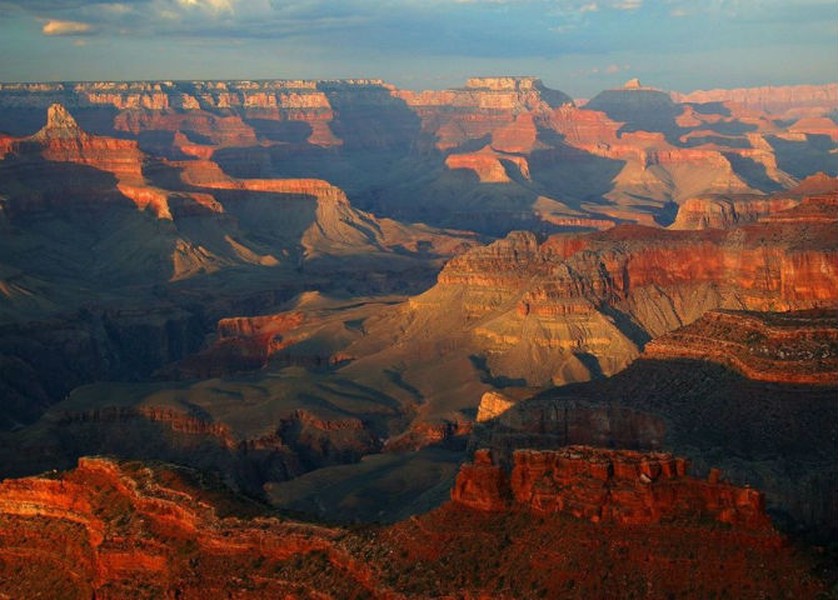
[0, 457, 392, 598]
[644, 308, 838, 384]
[453, 447, 772, 530]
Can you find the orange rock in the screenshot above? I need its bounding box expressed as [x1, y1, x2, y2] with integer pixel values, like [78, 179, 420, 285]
[643, 308, 838, 385]
[451, 449, 510, 511]
[672, 83, 838, 119]
[454, 446, 774, 530]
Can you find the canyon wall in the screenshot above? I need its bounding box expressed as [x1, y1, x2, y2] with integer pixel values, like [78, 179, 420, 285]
[2, 78, 835, 235]
[0, 453, 828, 598]
[453, 447, 771, 530]
[644, 308, 838, 384]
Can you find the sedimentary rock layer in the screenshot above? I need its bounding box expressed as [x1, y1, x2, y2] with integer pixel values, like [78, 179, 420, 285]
[453, 447, 770, 529]
[0, 455, 828, 598]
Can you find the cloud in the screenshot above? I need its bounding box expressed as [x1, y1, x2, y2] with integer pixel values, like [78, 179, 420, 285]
[176, 0, 234, 14]
[605, 63, 630, 73]
[610, 0, 641, 9]
[42, 19, 93, 35]
[6, 0, 836, 66]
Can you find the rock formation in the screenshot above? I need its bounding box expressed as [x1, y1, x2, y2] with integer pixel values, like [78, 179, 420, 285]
[671, 83, 838, 118]
[3, 78, 832, 234]
[670, 194, 800, 229]
[3, 103, 173, 218]
[0, 457, 380, 599]
[644, 308, 838, 384]
[472, 306, 838, 536]
[670, 174, 838, 229]
[0, 79, 836, 595]
[350, 189, 838, 400]
[453, 447, 771, 529]
[0, 455, 829, 598]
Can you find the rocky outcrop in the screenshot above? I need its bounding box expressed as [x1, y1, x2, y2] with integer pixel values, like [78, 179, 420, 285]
[672, 83, 838, 118]
[33, 103, 145, 181]
[0, 457, 383, 599]
[475, 390, 519, 423]
[454, 447, 771, 530]
[0, 455, 829, 599]
[444, 146, 530, 183]
[671, 194, 800, 229]
[2, 103, 178, 218]
[449, 448, 510, 511]
[388, 191, 838, 388]
[644, 309, 838, 384]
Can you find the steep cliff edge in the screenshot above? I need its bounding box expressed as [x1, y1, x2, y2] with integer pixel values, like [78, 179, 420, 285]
[670, 194, 800, 229]
[0, 455, 830, 599]
[472, 307, 838, 536]
[0, 457, 383, 599]
[671, 174, 838, 229]
[644, 309, 838, 384]
[453, 447, 770, 529]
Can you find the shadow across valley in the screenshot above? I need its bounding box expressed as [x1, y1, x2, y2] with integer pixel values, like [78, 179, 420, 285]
[473, 357, 838, 541]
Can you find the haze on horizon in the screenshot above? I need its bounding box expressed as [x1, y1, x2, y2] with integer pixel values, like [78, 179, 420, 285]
[0, 0, 836, 97]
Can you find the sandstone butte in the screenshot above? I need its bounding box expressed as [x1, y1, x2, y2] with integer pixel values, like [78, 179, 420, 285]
[0, 103, 346, 221]
[1, 103, 176, 219]
[0, 453, 828, 599]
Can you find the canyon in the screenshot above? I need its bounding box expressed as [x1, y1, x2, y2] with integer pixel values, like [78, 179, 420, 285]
[0, 76, 836, 597]
[0, 453, 830, 599]
[1, 78, 835, 235]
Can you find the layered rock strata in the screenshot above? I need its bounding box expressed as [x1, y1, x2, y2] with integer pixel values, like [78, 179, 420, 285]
[0, 455, 829, 598]
[374, 191, 838, 391]
[453, 448, 771, 529]
[671, 84, 838, 118]
[3, 78, 832, 234]
[0, 457, 383, 599]
[644, 309, 838, 384]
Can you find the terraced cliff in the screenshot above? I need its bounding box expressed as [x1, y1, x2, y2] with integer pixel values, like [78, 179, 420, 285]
[0, 455, 828, 599]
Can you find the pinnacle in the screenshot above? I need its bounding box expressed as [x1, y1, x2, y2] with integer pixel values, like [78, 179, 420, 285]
[33, 103, 84, 140]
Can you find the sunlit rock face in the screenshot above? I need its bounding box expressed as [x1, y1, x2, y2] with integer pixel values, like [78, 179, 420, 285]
[382, 189, 838, 390]
[453, 447, 771, 529]
[671, 83, 838, 118]
[644, 308, 838, 384]
[0, 454, 829, 599]
[1, 78, 835, 235]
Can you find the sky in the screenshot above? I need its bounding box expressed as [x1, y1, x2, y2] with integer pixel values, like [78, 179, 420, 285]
[0, 0, 835, 97]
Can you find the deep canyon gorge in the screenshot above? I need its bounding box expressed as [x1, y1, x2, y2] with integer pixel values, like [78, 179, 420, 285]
[0, 76, 836, 598]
